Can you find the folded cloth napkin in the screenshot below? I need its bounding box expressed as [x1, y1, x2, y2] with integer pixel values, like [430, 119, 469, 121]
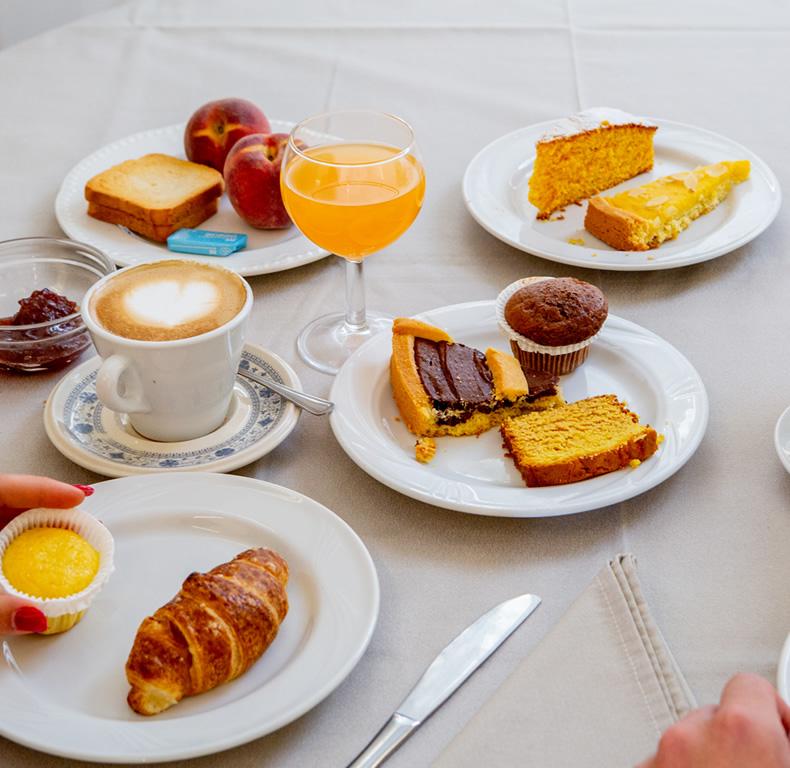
[433, 554, 695, 768]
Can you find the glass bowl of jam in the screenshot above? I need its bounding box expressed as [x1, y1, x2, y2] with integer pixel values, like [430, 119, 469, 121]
[0, 238, 115, 372]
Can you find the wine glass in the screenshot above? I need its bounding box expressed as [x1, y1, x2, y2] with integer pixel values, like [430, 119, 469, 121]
[281, 110, 425, 374]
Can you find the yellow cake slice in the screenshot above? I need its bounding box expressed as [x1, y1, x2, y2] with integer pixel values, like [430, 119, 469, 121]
[585, 160, 750, 251]
[501, 394, 658, 487]
[528, 108, 657, 219]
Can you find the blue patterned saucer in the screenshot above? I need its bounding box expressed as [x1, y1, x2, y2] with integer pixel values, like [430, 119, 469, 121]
[44, 343, 300, 477]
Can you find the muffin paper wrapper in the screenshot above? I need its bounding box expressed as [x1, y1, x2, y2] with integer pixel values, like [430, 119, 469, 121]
[508, 341, 591, 376]
[0, 507, 115, 620]
[495, 276, 602, 356]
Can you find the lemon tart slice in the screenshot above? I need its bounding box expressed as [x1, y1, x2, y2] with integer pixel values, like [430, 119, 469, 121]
[585, 160, 750, 251]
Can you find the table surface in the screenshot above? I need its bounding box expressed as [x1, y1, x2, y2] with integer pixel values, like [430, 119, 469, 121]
[1, 1, 789, 765]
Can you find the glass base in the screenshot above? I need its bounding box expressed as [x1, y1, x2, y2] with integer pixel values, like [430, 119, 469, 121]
[297, 311, 393, 375]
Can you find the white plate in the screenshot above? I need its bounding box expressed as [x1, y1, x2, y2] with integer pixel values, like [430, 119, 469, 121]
[0, 472, 379, 762]
[463, 117, 781, 271]
[55, 122, 329, 277]
[330, 301, 708, 517]
[43, 343, 300, 477]
[774, 405, 790, 475]
[778, 633, 790, 703]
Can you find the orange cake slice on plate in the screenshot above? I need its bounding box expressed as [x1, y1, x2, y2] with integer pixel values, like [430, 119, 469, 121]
[584, 160, 750, 251]
[501, 394, 658, 487]
[528, 107, 657, 219]
[390, 317, 563, 438]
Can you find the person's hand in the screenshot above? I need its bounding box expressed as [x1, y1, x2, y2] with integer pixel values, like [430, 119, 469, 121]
[0, 474, 92, 635]
[638, 673, 790, 768]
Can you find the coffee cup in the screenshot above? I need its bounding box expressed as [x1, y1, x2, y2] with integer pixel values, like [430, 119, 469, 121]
[81, 259, 253, 442]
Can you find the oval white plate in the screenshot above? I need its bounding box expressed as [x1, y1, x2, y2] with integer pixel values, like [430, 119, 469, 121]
[43, 343, 300, 478]
[0, 472, 379, 762]
[330, 301, 708, 517]
[774, 405, 790, 475]
[778, 633, 790, 703]
[463, 117, 781, 271]
[55, 122, 329, 277]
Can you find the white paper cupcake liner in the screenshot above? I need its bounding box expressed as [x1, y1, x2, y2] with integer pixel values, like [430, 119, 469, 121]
[0, 507, 114, 631]
[495, 276, 602, 357]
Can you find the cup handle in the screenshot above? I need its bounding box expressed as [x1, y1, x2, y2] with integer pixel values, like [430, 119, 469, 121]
[95, 354, 150, 414]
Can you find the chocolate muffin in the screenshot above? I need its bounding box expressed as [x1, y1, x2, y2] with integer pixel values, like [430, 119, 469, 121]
[496, 276, 608, 375]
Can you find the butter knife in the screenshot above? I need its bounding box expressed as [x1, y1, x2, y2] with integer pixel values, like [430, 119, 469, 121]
[346, 593, 541, 768]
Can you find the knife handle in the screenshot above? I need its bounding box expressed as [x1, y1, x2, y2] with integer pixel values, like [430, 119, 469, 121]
[345, 712, 419, 768]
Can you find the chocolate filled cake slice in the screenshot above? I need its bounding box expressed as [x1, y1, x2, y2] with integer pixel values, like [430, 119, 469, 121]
[390, 318, 563, 437]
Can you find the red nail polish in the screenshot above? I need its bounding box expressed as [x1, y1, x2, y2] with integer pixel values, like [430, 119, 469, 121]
[72, 484, 95, 497]
[12, 606, 48, 633]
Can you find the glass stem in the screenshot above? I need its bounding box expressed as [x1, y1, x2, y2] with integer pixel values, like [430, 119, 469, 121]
[344, 258, 367, 332]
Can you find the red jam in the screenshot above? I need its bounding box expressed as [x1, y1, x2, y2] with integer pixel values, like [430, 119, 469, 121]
[0, 288, 90, 372]
[5, 288, 78, 326]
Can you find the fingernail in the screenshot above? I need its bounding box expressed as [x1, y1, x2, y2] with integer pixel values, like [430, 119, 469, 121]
[72, 484, 95, 497]
[12, 606, 48, 633]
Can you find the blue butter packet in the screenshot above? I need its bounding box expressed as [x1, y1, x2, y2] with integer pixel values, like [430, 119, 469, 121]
[167, 228, 248, 257]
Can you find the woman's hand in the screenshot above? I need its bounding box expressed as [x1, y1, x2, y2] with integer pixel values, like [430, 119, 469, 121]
[638, 673, 790, 768]
[0, 474, 92, 635]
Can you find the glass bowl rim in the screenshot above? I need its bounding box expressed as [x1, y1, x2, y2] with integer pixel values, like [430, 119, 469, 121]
[0, 236, 114, 332]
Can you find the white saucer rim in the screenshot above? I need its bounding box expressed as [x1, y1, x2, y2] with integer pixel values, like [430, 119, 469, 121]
[773, 405, 790, 475]
[778, 631, 790, 702]
[44, 344, 300, 478]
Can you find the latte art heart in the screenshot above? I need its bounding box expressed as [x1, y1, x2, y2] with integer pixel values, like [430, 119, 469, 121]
[90, 260, 247, 342]
[124, 280, 221, 328]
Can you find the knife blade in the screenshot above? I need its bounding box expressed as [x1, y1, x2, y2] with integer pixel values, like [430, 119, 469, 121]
[345, 593, 541, 768]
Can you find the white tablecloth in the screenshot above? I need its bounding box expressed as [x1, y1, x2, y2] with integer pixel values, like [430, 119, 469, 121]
[0, 1, 788, 765]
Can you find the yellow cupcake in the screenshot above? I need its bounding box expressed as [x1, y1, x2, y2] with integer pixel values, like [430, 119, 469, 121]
[0, 508, 114, 635]
[3, 528, 100, 599]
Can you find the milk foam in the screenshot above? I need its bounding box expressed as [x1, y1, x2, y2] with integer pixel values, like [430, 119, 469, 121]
[123, 280, 221, 328]
[91, 260, 247, 342]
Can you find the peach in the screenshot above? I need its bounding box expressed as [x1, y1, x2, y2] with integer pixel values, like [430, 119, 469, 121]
[224, 133, 292, 229]
[184, 98, 270, 172]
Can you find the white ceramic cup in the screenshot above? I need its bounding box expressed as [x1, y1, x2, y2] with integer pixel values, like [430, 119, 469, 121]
[81, 260, 253, 442]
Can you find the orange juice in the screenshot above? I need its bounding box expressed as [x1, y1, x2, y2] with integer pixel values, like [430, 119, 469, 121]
[281, 143, 425, 259]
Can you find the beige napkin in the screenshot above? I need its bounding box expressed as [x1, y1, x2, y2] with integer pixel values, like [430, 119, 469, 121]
[433, 554, 695, 768]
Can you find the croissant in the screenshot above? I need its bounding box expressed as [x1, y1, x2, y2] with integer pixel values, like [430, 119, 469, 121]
[125, 547, 288, 715]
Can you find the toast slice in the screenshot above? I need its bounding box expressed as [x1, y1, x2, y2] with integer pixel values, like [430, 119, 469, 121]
[501, 394, 658, 487]
[87, 198, 219, 243]
[84, 153, 224, 226]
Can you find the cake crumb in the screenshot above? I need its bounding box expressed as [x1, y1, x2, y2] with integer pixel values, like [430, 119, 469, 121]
[394, 416, 401, 422]
[567, 237, 585, 246]
[647, 255, 655, 261]
[415, 437, 436, 463]
[629, 459, 642, 468]
[657, 433, 665, 445]
[591, 252, 598, 258]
